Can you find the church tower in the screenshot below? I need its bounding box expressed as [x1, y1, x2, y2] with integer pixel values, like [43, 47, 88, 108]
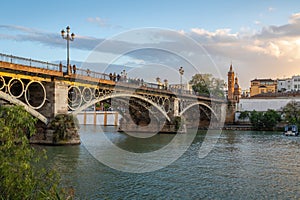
[227, 64, 235, 101]
[226, 63, 239, 124]
[233, 76, 241, 102]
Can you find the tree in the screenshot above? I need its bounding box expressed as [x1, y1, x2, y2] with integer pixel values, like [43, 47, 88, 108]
[189, 73, 225, 98]
[249, 110, 264, 130]
[262, 109, 281, 130]
[282, 100, 300, 126]
[0, 105, 72, 199]
[248, 109, 281, 130]
[238, 111, 249, 120]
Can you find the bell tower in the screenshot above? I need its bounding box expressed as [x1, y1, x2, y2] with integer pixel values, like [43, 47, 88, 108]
[227, 64, 235, 101]
[233, 76, 241, 102]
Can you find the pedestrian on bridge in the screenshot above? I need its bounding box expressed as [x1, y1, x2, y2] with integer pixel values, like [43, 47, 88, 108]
[73, 65, 76, 74]
[59, 62, 63, 72]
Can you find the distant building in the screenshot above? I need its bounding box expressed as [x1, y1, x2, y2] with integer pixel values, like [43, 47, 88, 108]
[241, 89, 250, 98]
[226, 64, 241, 123]
[277, 78, 292, 92]
[227, 64, 241, 102]
[250, 78, 277, 97]
[291, 75, 300, 91]
[276, 75, 300, 93]
[169, 83, 193, 93]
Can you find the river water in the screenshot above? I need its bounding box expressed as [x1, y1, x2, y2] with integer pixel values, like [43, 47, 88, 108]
[42, 125, 300, 199]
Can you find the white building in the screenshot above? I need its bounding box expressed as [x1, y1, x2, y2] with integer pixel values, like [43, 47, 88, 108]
[277, 75, 300, 92]
[291, 75, 300, 91]
[277, 78, 292, 92]
[238, 97, 298, 112]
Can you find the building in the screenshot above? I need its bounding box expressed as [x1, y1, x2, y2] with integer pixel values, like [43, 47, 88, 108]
[169, 83, 193, 93]
[227, 64, 234, 101]
[291, 75, 300, 91]
[227, 64, 241, 102]
[277, 78, 292, 92]
[226, 64, 241, 123]
[250, 78, 277, 97]
[276, 75, 300, 93]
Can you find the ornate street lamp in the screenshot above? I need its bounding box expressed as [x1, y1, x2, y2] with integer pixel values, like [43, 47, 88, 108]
[179, 66, 184, 93]
[61, 26, 75, 74]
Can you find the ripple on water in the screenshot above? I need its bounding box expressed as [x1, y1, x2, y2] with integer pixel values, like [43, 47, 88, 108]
[42, 127, 300, 199]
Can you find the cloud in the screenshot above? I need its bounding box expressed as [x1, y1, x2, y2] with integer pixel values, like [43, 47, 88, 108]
[87, 17, 109, 27]
[86, 17, 124, 29]
[268, 7, 275, 12]
[188, 12, 300, 61]
[0, 24, 105, 51]
[2, 12, 300, 88]
[254, 20, 261, 25]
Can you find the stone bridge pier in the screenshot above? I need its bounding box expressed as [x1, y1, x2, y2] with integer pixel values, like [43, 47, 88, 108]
[31, 80, 80, 145]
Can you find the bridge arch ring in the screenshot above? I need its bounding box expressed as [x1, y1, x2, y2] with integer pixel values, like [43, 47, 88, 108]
[82, 87, 92, 103]
[8, 78, 24, 99]
[25, 81, 46, 110]
[68, 86, 82, 110]
[0, 76, 5, 91]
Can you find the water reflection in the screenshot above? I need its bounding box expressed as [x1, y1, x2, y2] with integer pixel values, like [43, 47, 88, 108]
[42, 126, 300, 199]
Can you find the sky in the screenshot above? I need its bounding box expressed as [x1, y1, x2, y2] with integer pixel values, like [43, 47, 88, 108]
[1, 0, 300, 89]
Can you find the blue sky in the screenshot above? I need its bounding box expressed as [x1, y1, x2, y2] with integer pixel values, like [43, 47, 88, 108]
[1, 0, 300, 88]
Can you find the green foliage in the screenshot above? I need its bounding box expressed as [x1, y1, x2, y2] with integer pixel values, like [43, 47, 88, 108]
[249, 109, 281, 130]
[238, 111, 249, 120]
[189, 73, 225, 98]
[0, 105, 73, 199]
[174, 116, 182, 131]
[50, 114, 79, 143]
[103, 102, 110, 110]
[282, 100, 300, 126]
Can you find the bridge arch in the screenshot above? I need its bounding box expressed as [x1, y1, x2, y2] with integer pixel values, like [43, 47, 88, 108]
[72, 93, 171, 122]
[179, 102, 218, 120]
[0, 91, 48, 124]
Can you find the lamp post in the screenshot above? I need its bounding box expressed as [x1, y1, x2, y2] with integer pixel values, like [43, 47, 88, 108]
[179, 66, 184, 93]
[61, 26, 75, 74]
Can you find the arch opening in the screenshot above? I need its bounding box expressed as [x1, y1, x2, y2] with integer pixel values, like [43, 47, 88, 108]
[25, 81, 46, 110]
[8, 78, 24, 99]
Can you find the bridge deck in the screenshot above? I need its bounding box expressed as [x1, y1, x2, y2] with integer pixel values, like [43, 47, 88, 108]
[0, 53, 225, 103]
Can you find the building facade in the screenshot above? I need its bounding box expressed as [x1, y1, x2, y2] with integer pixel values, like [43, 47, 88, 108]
[276, 75, 300, 92]
[227, 64, 241, 102]
[226, 64, 241, 123]
[277, 78, 292, 92]
[250, 78, 277, 97]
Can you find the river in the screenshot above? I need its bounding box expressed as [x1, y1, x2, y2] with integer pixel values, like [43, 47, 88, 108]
[42, 125, 300, 199]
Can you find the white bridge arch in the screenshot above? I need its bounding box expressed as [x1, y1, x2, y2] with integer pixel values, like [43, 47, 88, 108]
[0, 90, 48, 124]
[179, 101, 218, 120]
[72, 93, 171, 122]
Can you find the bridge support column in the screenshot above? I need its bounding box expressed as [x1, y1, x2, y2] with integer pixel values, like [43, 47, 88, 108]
[40, 81, 68, 118]
[32, 80, 80, 145]
[173, 98, 179, 117]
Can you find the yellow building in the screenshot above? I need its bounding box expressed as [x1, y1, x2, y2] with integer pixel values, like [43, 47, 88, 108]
[250, 79, 277, 97]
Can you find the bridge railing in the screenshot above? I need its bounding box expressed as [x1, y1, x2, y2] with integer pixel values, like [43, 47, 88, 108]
[75, 68, 111, 80]
[0, 53, 60, 71]
[0, 53, 224, 99]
